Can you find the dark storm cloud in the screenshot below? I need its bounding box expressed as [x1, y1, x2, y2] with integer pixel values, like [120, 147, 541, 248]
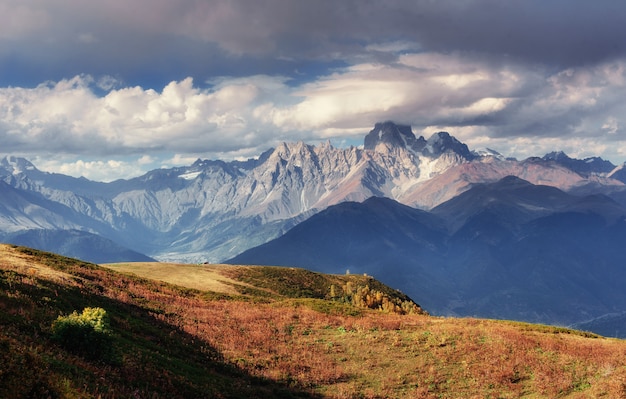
[171, 0, 626, 67]
[3, 0, 626, 86]
[157, 0, 626, 67]
[394, 0, 626, 67]
[2, 0, 626, 180]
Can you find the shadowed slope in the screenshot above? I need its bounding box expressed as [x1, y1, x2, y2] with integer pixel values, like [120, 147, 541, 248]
[228, 177, 626, 330]
[2, 245, 626, 398]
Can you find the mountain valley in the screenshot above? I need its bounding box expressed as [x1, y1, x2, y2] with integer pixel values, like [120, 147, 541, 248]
[229, 179, 626, 332]
[1, 122, 626, 334]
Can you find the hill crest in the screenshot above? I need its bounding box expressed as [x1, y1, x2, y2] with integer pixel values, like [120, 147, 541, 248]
[2, 245, 625, 398]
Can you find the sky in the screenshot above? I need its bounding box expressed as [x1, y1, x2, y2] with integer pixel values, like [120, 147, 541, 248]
[1, 0, 626, 181]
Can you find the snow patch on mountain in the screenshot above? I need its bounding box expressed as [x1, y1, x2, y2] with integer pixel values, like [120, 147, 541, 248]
[1, 122, 624, 262]
[179, 171, 202, 180]
[0, 156, 37, 175]
[472, 148, 505, 160]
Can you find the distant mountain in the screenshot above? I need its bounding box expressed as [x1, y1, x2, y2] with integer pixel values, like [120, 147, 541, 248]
[228, 177, 626, 332]
[2, 121, 626, 332]
[0, 122, 477, 262]
[228, 196, 453, 308]
[4, 229, 154, 263]
[0, 179, 151, 263]
[571, 312, 626, 338]
[608, 162, 626, 184]
[0, 180, 110, 233]
[364, 121, 426, 152]
[0, 156, 109, 196]
[363, 121, 474, 160]
[430, 175, 626, 231]
[542, 151, 615, 177]
[0, 121, 624, 263]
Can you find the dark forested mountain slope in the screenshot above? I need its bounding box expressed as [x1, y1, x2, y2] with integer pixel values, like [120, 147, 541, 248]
[4, 229, 155, 263]
[228, 177, 626, 335]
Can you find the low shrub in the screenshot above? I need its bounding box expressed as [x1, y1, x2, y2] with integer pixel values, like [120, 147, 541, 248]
[51, 307, 114, 361]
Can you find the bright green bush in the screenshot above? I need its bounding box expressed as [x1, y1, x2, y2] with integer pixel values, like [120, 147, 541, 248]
[51, 307, 113, 360]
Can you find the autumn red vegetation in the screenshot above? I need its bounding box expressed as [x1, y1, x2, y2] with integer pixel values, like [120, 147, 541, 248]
[1, 244, 625, 398]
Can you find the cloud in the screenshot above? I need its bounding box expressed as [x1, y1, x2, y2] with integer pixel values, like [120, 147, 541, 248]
[137, 155, 156, 165]
[32, 157, 152, 182]
[262, 53, 531, 136]
[154, 0, 626, 67]
[4, 0, 626, 182]
[253, 54, 626, 163]
[2, 53, 626, 178]
[0, 74, 295, 157]
[3, 1, 626, 90]
[602, 117, 619, 135]
[0, 1, 50, 39]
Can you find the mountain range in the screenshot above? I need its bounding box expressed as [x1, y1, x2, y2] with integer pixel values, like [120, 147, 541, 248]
[228, 178, 626, 331]
[2, 121, 625, 262]
[1, 121, 626, 334]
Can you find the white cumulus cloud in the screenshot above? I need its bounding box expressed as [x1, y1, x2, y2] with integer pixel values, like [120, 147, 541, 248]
[2, 53, 626, 181]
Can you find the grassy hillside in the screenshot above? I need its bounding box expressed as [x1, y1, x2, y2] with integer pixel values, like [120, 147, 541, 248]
[1, 244, 625, 398]
[102, 261, 425, 314]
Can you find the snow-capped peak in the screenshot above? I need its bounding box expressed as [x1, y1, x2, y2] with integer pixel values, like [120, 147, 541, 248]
[0, 156, 37, 175]
[472, 148, 505, 160]
[423, 131, 473, 159]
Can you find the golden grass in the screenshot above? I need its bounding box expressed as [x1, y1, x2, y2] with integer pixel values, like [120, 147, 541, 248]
[0, 244, 76, 284]
[183, 300, 626, 398]
[101, 261, 243, 295]
[3, 245, 625, 398]
[99, 258, 626, 398]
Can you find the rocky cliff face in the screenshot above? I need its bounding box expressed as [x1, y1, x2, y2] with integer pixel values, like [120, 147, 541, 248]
[1, 122, 623, 262]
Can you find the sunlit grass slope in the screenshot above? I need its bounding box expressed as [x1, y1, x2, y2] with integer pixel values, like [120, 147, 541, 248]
[1, 244, 625, 398]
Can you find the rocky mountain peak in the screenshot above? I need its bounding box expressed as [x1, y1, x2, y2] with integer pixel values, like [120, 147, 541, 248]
[543, 151, 570, 161]
[363, 121, 426, 152]
[423, 132, 473, 159]
[191, 158, 208, 167]
[269, 141, 315, 163]
[542, 151, 615, 176]
[319, 140, 334, 150]
[0, 156, 38, 175]
[472, 148, 505, 159]
[363, 122, 474, 160]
